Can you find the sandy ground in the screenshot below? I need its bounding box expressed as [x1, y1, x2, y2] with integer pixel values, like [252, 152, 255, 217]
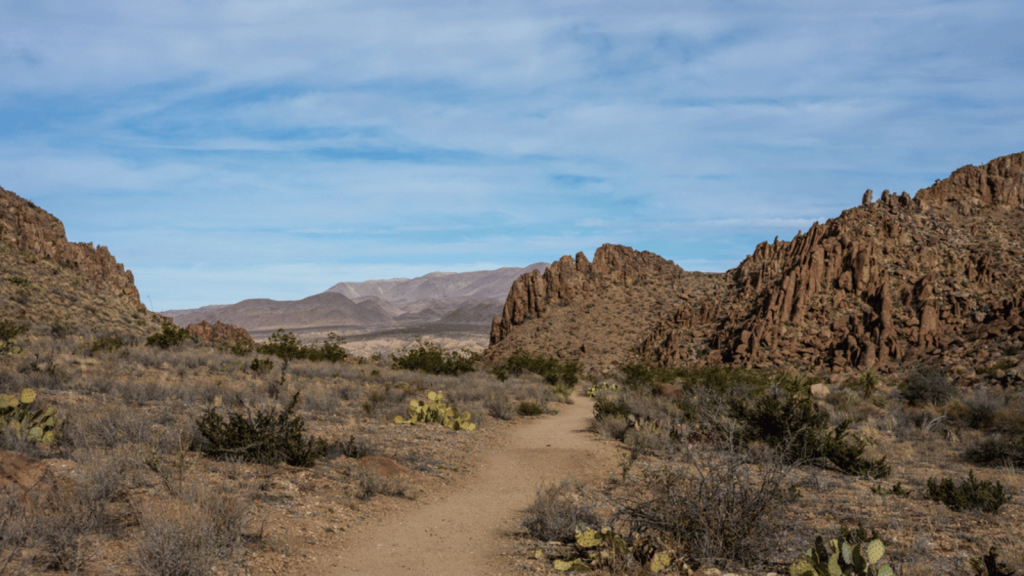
[316, 389, 619, 575]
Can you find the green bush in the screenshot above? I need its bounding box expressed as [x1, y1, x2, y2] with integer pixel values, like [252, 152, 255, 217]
[900, 366, 956, 406]
[391, 341, 476, 375]
[195, 392, 332, 467]
[256, 330, 349, 366]
[926, 470, 1010, 513]
[593, 396, 631, 420]
[734, 389, 890, 478]
[250, 357, 274, 374]
[146, 323, 194, 349]
[619, 363, 681, 391]
[492, 350, 578, 387]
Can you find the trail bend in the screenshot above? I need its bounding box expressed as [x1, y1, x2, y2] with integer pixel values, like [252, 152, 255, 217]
[324, 390, 618, 575]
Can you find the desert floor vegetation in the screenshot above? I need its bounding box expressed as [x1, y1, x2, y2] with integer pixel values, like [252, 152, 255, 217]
[0, 325, 559, 575]
[3, 319, 1024, 575]
[515, 362, 1024, 575]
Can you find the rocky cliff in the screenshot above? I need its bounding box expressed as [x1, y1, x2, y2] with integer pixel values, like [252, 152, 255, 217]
[490, 153, 1024, 382]
[0, 186, 163, 337]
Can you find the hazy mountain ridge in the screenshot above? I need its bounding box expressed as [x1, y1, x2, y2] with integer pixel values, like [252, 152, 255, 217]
[164, 264, 548, 335]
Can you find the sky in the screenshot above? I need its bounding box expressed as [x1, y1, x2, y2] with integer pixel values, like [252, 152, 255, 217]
[1, 1, 1022, 311]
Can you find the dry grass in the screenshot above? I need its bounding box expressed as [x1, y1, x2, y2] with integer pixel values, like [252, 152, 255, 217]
[563, 367, 1024, 575]
[0, 327, 558, 575]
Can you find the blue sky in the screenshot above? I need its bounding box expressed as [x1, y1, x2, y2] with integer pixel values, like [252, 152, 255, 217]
[1, 1, 1022, 311]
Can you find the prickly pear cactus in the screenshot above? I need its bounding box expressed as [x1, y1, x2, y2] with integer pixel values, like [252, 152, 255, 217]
[393, 391, 476, 431]
[0, 388, 61, 444]
[790, 534, 892, 576]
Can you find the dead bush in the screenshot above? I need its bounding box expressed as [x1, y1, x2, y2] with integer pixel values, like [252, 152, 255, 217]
[614, 445, 794, 567]
[521, 479, 601, 543]
[34, 481, 105, 573]
[355, 469, 410, 500]
[131, 483, 249, 576]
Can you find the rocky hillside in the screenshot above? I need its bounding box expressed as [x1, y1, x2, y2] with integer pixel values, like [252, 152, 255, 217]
[487, 245, 726, 373]
[490, 153, 1024, 383]
[0, 186, 166, 338]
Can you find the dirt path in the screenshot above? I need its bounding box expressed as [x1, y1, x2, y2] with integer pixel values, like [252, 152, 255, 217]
[323, 390, 620, 575]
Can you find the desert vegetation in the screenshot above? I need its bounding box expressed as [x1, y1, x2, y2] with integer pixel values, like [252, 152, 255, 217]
[0, 324, 561, 575]
[519, 361, 1024, 575]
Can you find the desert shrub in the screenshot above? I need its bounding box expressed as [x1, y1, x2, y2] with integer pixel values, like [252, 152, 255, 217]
[194, 392, 332, 467]
[594, 396, 631, 420]
[518, 401, 545, 416]
[305, 332, 348, 363]
[334, 435, 378, 459]
[591, 416, 629, 442]
[0, 424, 46, 458]
[0, 485, 31, 573]
[619, 363, 681, 391]
[131, 486, 248, 576]
[391, 341, 476, 376]
[900, 366, 956, 406]
[249, 357, 274, 374]
[61, 403, 155, 451]
[624, 422, 674, 456]
[35, 481, 105, 572]
[355, 469, 409, 500]
[87, 334, 129, 356]
[960, 391, 1004, 429]
[484, 389, 517, 420]
[146, 323, 194, 349]
[615, 446, 792, 564]
[74, 450, 133, 506]
[522, 479, 601, 543]
[116, 379, 171, 405]
[965, 434, 1024, 467]
[847, 369, 881, 398]
[734, 388, 890, 478]
[493, 350, 578, 387]
[926, 470, 1010, 513]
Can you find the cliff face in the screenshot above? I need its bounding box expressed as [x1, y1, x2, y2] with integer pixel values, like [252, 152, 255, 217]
[1, 186, 163, 337]
[490, 153, 1024, 382]
[0, 188, 141, 307]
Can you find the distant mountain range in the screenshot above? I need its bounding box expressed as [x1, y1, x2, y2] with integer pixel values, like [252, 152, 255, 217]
[162, 264, 547, 334]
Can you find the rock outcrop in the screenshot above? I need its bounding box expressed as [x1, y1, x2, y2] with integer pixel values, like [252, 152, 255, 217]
[488, 244, 725, 373]
[186, 320, 255, 347]
[490, 153, 1024, 382]
[1, 186, 164, 336]
[0, 188, 141, 306]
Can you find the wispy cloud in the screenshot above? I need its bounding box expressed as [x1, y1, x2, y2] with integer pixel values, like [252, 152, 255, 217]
[1, 0, 1022, 309]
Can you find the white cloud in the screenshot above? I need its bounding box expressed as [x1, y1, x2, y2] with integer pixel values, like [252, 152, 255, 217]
[1, 0, 1022, 308]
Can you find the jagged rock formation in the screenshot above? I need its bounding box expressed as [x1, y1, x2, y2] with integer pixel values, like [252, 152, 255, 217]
[186, 320, 255, 347]
[491, 153, 1024, 382]
[1, 188, 141, 306]
[488, 245, 725, 373]
[0, 186, 164, 337]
